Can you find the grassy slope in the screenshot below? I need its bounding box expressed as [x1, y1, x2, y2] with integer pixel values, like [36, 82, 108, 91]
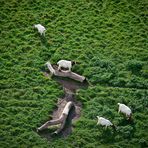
[0, 0, 148, 147]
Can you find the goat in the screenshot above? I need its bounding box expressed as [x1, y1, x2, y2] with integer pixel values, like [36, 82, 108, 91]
[34, 24, 46, 36]
[57, 60, 76, 72]
[117, 103, 132, 120]
[97, 116, 116, 130]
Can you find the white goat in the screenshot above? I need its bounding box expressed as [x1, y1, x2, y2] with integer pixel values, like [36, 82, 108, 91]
[34, 24, 46, 36]
[57, 60, 75, 72]
[97, 116, 114, 129]
[117, 103, 132, 119]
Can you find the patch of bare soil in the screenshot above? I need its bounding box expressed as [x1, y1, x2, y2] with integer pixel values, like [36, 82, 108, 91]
[38, 71, 88, 140]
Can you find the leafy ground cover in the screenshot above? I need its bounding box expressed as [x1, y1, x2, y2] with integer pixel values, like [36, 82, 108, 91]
[0, 0, 148, 147]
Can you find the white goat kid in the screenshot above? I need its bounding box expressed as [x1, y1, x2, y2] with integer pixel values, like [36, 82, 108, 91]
[34, 24, 46, 36]
[57, 60, 75, 72]
[97, 116, 113, 129]
[117, 103, 132, 119]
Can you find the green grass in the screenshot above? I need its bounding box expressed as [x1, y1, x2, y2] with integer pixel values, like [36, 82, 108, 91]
[0, 0, 148, 147]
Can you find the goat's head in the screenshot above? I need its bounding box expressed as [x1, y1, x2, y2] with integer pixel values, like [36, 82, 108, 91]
[71, 61, 77, 66]
[97, 116, 100, 125]
[34, 25, 36, 28]
[117, 103, 121, 106]
[45, 61, 50, 65]
[97, 116, 100, 119]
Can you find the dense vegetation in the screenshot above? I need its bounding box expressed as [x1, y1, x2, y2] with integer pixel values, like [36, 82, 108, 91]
[0, 0, 148, 147]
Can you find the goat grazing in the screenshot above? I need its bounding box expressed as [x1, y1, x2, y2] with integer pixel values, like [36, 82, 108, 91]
[97, 116, 116, 130]
[57, 60, 76, 72]
[117, 103, 132, 120]
[34, 24, 46, 36]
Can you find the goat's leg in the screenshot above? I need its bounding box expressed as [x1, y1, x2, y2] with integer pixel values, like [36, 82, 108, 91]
[58, 66, 61, 71]
[68, 67, 71, 72]
[43, 31, 45, 37]
[126, 114, 130, 120]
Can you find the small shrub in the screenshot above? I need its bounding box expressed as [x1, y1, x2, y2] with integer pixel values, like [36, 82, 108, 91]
[126, 60, 144, 74]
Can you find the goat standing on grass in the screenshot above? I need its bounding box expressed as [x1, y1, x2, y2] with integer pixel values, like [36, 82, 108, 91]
[117, 103, 132, 120]
[97, 116, 116, 130]
[57, 60, 76, 72]
[34, 24, 46, 36]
